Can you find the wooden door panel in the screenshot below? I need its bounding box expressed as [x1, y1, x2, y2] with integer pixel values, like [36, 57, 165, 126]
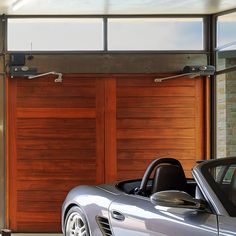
[7, 74, 207, 232]
[117, 118, 196, 128]
[116, 76, 205, 180]
[7, 76, 105, 232]
[117, 97, 196, 108]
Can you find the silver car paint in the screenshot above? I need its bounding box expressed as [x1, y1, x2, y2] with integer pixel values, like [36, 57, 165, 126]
[109, 193, 218, 236]
[218, 216, 236, 236]
[62, 185, 121, 235]
[192, 164, 229, 216]
[62, 158, 236, 236]
[62, 183, 220, 236]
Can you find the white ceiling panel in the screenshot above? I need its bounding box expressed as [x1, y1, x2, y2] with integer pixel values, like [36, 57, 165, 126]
[1, 0, 236, 15]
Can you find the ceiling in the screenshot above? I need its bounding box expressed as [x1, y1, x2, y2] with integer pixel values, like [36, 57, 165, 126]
[0, 0, 236, 15]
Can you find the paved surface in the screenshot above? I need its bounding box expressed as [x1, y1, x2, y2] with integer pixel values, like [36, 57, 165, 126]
[8, 234, 63, 236]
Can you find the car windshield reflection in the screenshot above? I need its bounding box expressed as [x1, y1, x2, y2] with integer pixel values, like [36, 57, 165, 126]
[202, 159, 236, 216]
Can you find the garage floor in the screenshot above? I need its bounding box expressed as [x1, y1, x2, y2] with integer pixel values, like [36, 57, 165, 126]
[11, 234, 62, 236]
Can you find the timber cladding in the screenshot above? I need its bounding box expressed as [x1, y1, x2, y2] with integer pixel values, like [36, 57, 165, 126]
[6, 74, 207, 232]
[116, 75, 206, 179]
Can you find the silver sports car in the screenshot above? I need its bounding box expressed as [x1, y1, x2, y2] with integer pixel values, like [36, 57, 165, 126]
[62, 157, 236, 236]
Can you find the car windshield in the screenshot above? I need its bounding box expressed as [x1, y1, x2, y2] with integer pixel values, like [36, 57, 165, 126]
[202, 158, 236, 216]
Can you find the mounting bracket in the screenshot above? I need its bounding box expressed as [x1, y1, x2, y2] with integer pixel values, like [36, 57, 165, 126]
[28, 71, 63, 83]
[154, 65, 215, 83]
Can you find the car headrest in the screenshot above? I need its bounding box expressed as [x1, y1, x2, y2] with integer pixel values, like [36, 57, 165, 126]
[152, 163, 187, 194]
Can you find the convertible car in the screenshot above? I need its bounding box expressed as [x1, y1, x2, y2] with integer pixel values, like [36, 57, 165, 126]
[62, 157, 236, 236]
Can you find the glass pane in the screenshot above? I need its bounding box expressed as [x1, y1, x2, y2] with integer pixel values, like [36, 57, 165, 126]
[7, 18, 104, 51]
[206, 162, 236, 216]
[216, 12, 236, 71]
[217, 12, 236, 48]
[216, 72, 236, 158]
[223, 166, 236, 183]
[216, 49, 236, 71]
[108, 18, 204, 51]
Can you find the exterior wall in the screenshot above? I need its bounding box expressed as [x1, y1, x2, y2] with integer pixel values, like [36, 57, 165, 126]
[225, 70, 236, 156]
[24, 53, 207, 74]
[217, 74, 227, 157]
[217, 58, 236, 158]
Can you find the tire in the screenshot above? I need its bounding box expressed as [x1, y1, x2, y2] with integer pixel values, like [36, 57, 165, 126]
[64, 206, 90, 236]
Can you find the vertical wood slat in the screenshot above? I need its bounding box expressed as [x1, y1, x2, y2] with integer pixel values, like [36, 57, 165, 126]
[7, 78, 17, 230]
[7, 76, 104, 232]
[5, 76, 9, 228]
[96, 79, 105, 184]
[105, 78, 117, 182]
[204, 77, 211, 160]
[6, 74, 208, 232]
[116, 76, 206, 180]
[195, 78, 204, 161]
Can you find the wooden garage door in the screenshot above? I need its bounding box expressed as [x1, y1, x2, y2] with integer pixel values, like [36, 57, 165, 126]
[105, 75, 207, 181]
[7, 74, 208, 232]
[7, 75, 105, 232]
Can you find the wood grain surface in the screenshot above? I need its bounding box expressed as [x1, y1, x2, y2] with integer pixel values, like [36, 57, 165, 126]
[7, 74, 206, 232]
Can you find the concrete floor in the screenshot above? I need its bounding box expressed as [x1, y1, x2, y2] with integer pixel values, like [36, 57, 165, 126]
[9, 234, 62, 236]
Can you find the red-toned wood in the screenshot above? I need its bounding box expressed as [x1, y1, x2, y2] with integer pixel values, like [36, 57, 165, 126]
[7, 75, 105, 232]
[5, 74, 9, 228]
[117, 107, 195, 118]
[17, 97, 95, 108]
[118, 129, 195, 139]
[17, 85, 96, 97]
[6, 76, 17, 229]
[17, 108, 96, 118]
[96, 80, 105, 184]
[116, 76, 205, 180]
[117, 118, 195, 128]
[7, 74, 207, 232]
[195, 78, 204, 162]
[117, 87, 195, 97]
[118, 97, 196, 108]
[17, 118, 96, 129]
[104, 78, 117, 182]
[116, 76, 195, 87]
[204, 77, 211, 160]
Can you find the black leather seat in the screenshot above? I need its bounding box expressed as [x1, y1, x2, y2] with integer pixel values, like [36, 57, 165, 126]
[152, 163, 187, 194]
[229, 169, 236, 205]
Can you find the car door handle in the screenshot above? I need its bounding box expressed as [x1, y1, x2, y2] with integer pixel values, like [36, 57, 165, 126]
[111, 210, 125, 221]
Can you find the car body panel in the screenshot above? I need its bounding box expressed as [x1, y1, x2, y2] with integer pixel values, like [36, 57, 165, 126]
[109, 194, 218, 236]
[62, 157, 236, 236]
[218, 216, 236, 236]
[62, 185, 122, 235]
[192, 161, 229, 216]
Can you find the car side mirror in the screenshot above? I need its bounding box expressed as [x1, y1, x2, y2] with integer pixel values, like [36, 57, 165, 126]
[150, 190, 206, 210]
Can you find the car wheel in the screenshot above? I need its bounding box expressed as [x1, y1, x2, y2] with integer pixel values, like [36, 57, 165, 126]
[65, 206, 90, 236]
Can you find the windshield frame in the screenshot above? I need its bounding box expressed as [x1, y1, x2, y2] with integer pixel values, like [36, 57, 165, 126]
[200, 157, 236, 217]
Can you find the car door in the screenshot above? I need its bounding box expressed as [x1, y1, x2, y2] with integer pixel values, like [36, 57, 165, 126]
[218, 216, 236, 236]
[109, 194, 218, 236]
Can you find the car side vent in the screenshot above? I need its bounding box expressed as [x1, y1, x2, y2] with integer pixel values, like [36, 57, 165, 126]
[96, 216, 113, 236]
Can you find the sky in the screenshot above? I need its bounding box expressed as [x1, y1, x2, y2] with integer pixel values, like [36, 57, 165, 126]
[7, 18, 204, 51]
